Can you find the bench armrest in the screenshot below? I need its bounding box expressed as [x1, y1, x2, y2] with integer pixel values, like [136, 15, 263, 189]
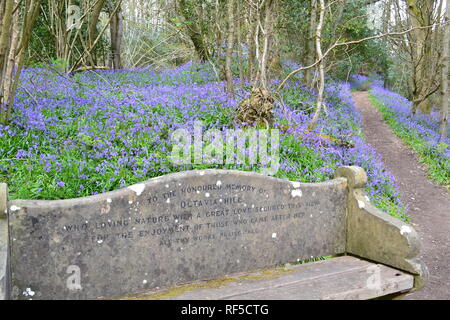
[335, 167, 428, 291]
[0, 183, 10, 300]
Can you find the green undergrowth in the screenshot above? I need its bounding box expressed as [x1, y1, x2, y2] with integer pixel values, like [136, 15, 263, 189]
[369, 93, 449, 191]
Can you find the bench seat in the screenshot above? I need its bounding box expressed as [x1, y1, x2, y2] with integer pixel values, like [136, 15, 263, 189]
[121, 256, 414, 300]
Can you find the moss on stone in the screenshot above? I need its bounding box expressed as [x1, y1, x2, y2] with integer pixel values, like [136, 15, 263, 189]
[120, 266, 296, 300]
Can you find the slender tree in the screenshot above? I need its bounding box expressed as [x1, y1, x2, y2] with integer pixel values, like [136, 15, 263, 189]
[177, 0, 210, 62]
[405, 0, 441, 114]
[439, 2, 449, 141]
[87, 0, 108, 65]
[305, 0, 317, 88]
[109, 1, 123, 69]
[225, 0, 235, 95]
[0, 0, 15, 83]
[307, 0, 325, 131]
[0, 0, 42, 124]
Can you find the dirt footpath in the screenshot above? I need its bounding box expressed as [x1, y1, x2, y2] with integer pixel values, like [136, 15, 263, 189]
[352, 91, 450, 300]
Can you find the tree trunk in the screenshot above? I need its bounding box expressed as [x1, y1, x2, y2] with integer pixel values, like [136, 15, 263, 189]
[87, 0, 108, 65]
[0, 0, 15, 87]
[247, 4, 257, 81]
[225, 0, 235, 95]
[439, 4, 449, 141]
[307, 0, 325, 131]
[110, 3, 123, 69]
[3, 5, 19, 108]
[48, 0, 67, 62]
[259, 0, 275, 90]
[177, 0, 210, 62]
[406, 0, 434, 114]
[236, 1, 245, 88]
[305, 0, 317, 88]
[213, 0, 224, 58]
[1, 0, 42, 124]
[251, 0, 276, 90]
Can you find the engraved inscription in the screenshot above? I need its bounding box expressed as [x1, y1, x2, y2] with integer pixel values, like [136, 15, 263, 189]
[59, 181, 314, 248]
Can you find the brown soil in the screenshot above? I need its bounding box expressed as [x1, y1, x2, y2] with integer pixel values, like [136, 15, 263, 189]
[352, 91, 450, 300]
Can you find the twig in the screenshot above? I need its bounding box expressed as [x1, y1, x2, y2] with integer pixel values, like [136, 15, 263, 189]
[18, 84, 39, 106]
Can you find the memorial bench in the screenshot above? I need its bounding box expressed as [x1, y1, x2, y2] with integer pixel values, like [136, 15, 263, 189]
[0, 166, 427, 300]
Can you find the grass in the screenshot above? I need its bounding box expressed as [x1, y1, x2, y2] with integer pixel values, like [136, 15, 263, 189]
[369, 92, 449, 190]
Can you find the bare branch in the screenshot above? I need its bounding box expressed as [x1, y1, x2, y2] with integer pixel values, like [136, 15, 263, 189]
[276, 24, 436, 92]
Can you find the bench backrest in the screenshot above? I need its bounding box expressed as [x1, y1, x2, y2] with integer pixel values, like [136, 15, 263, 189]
[3, 169, 349, 299]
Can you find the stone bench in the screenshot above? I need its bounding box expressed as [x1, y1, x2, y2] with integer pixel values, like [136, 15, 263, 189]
[0, 166, 427, 300]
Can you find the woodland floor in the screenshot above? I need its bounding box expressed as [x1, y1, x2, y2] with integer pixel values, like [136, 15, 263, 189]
[352, 91, 450, 300]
